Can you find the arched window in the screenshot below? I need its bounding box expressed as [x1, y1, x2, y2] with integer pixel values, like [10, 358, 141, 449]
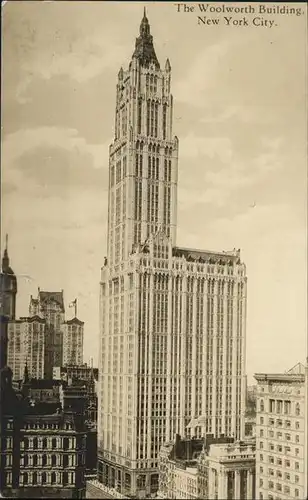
[51, 455, 57, 467]
[52, 438, 57, 448]
[295, 403, 300, 416]
[33, 438, 38, 450]
[63, 455, 68, 468]
[42, 437, 47, 449]
[42, 472, 47, 484]
[24, 438, 29, 449]
[51, 472, 56, 484]
[42, 454, 47, 466]
[33, 472, 37, 485]
[24, 455, 28, 467]
[33, 455, 38, 467]
[23, 472, 28, 485]
[63, 472, 68, 486]
[260, 399, 264, 412]
[63, 437, 69, 450]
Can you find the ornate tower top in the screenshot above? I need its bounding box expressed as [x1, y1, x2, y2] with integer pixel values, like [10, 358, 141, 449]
[132, 8, 160, 69]
[2, 234, 11, 274]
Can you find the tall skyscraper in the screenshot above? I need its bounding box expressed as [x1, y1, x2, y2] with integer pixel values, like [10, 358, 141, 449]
[98, 10, 247, 498]
[30, 290, 65, 378]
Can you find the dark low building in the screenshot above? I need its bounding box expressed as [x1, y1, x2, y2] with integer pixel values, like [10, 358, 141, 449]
[0, 367, 87, 498]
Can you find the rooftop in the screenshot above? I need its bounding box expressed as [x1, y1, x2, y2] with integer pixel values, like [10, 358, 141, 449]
[37, 290, 65, 311]
[172, 246, 241, 264]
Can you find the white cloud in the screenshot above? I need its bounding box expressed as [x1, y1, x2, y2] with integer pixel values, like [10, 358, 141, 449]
[200, 104, 273, 124]
[180, 132, 233, 162]
[2, 127, 110, 171]
[173, 38, 238, 107]
[16, 32, 130, 103]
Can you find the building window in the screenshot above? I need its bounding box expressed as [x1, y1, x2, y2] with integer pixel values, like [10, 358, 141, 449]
[33, 438, 38, 449]
[33, 472, 37, 485]
[52, 438, 57, 448]
[42, 472, 47, 484]
[51, 455, 57, 466]
[51, 472, 56, 484]
[23, 473, 28, 485]
[63, 472, 69, 486]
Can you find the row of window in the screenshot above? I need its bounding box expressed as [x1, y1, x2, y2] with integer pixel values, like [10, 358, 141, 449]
[259, 453, 301, 470]
[260, 466, 301, 483]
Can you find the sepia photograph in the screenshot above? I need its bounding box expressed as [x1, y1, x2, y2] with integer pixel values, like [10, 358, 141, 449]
[1, 1, 307, 498]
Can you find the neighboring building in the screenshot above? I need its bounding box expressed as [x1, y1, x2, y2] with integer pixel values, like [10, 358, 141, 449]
[53, 364, 99, 384]
[97, 9, 247, 498]
[62, 319, 84, 366]
[254, 363, 307, 500]
[7, 316, 46, 380]
[0, 366, 88, 498]
[29, 289, 65, 378]
[53, 364, 98, 427]
[16, 376, 62, 403]
[157, 434, 255, 499]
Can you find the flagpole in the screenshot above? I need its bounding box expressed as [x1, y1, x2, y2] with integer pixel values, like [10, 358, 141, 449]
[75, 298, 77, 318]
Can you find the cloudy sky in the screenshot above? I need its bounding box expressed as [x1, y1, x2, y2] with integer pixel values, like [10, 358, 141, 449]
[2, 1, 307, 382]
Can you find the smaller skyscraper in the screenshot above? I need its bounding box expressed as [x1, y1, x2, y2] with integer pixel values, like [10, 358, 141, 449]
[29, 290, 65, 378]
[254, 363, 306, 500]
[7, 316, 46, 380]
[62, 318, 84, 366]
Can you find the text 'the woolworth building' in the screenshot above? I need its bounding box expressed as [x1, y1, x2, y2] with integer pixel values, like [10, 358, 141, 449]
[98, 10, 247, 498]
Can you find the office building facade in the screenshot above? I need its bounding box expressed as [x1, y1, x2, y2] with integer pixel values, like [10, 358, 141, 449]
[254, 363, 307, 500]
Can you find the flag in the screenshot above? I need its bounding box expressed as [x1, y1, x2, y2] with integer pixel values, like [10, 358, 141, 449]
[69, 298, 77, 308]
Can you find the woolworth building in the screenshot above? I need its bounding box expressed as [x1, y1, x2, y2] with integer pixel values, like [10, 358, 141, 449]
[97, 9, 247, 498]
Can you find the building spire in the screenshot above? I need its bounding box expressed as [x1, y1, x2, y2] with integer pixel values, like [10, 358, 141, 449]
[2, 234, 10, 272]
[132, 7, 160, 69]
